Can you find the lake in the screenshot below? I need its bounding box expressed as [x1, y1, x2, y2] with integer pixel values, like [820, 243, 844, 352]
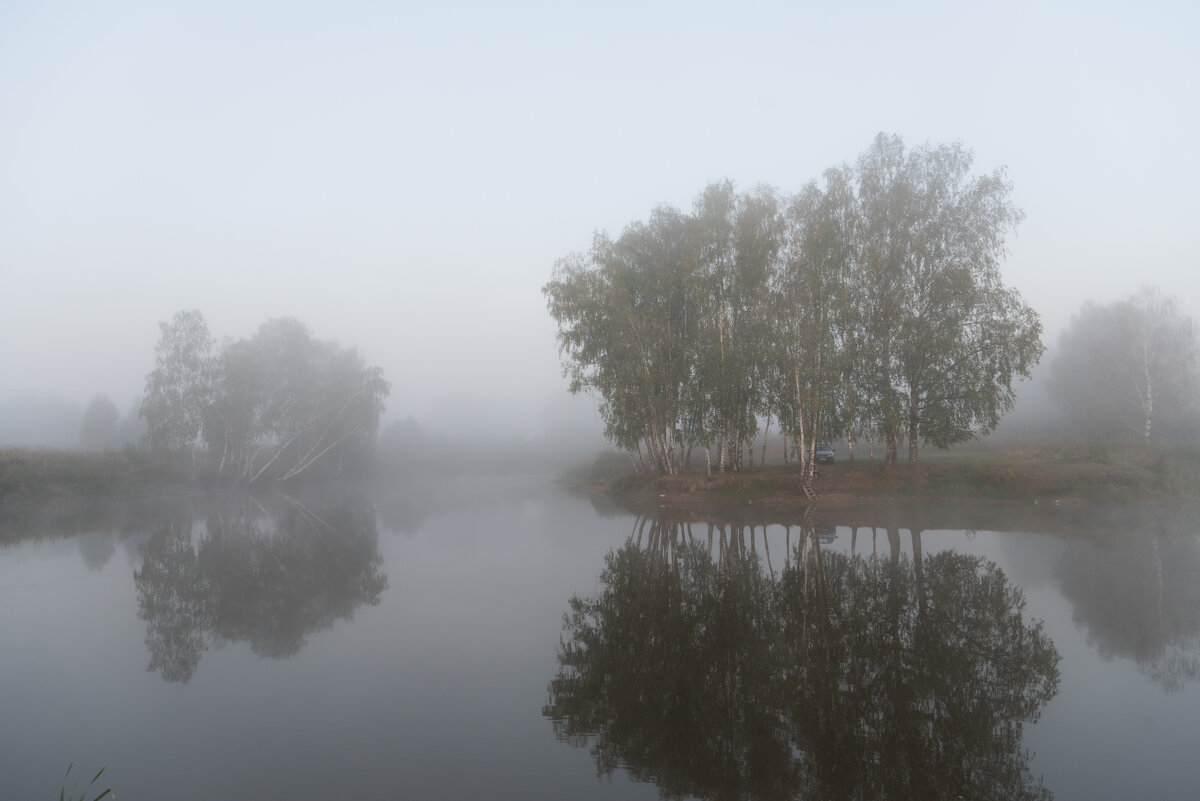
[2, 477, 1198, 800]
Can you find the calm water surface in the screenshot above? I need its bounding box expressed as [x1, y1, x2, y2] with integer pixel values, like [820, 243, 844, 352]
[1, 477, 1198, 800]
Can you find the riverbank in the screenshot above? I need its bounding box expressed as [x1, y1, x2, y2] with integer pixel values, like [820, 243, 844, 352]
[7, 442, 1199, 515]
[0, 448, 195, 509]
[582, 445, 1200, 514]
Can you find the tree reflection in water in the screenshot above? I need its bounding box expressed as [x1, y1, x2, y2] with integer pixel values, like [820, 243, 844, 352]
[1057, 525, 1200, 692]
[545, 515, 1060, 800]
[135, 494, 387, 683]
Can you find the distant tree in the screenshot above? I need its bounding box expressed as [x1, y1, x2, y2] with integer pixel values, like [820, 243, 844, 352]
[79, 395, 120, 451]
[1057, 519, 1200, 691]
[140, 310, 390, 483]
[1048, 287, 1198, 444]
[204, 318, 390, 483]
[377, 417, 442, 473]
[141, 309, 214, 462]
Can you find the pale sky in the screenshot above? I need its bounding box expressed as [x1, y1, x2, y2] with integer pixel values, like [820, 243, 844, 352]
[2, 0, 1197, 438]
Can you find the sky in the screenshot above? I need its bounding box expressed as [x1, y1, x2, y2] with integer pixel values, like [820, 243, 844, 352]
[2, 0, 1197, 440]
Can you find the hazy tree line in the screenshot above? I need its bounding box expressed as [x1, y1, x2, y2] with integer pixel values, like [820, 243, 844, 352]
[544, 134, 1043, 475]
[78, 394, 146, 451]
[139, 310, 390, 484]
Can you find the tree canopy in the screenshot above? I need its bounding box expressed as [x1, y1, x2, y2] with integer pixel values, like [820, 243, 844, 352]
[141, 310, 389, 484]
[545, 134, 1042, 473]
[142, 309, 214, 457]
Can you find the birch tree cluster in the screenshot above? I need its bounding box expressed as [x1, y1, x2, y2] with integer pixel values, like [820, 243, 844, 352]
[141, 310, 390, 484]
[544, 134, 1043, 474]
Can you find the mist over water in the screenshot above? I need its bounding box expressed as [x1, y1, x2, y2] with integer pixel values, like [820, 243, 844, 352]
[3, 5, 1199, 799]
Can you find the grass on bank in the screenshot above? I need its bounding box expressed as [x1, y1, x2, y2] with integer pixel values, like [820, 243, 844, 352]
[915, 443, 1200, 502]
[59, 762, 113, 801]
[0, 447, 191, 508]
[6, 440, 1198, 509]
[579, 442, 1200, 506]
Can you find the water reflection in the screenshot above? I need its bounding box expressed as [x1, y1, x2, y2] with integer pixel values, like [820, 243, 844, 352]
[545, 514, 1061, 800]
[1057, 525, 1200, 691]
[134, 494, 387, 683]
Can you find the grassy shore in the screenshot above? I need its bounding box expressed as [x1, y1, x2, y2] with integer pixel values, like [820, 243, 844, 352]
[575, 443, 1200, 513]
[0, 447, 194, 508]
[6, 442, 1199, 513]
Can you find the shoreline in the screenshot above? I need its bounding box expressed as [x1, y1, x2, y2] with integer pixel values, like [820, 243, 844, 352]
[584, 448, 1200, 514]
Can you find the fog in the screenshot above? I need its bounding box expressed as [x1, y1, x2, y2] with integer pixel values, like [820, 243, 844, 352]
[3, 1, 1197, 450]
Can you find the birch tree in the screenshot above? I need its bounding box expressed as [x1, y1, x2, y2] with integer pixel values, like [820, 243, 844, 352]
[544, 208, 701, 474]
[851, 134, 1041, 466]
[772, 168, 855, 478]
[545, 134, 1043, 472]
[141, 309, 214, 463]
[692, 182, 781, 475]
[1049, 287, 1198, 444]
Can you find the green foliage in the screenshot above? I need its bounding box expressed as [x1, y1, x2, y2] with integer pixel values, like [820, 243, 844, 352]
[545, 134, 1042, 474]
[545, 207, 701, 474]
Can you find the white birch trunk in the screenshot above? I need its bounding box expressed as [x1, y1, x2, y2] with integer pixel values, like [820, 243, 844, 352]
[794, 366, 809, 480]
